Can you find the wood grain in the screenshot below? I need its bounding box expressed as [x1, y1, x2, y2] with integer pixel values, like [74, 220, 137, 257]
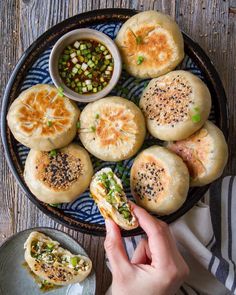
[0, 1, 235, 294]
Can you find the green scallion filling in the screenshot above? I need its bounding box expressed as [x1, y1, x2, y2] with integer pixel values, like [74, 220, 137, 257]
[98, 170, 132, 222]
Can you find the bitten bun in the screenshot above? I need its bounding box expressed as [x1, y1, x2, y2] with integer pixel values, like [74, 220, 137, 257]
[90, 167, 138, 230]
[24, 231, 92, 285]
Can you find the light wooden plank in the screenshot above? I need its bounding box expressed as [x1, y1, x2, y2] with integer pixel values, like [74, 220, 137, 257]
[0, 0, 21, 242]
[0, 2, 235, 295]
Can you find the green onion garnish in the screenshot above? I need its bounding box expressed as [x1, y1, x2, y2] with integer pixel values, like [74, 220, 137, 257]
[70, 257, 79, 267]
[47, 121, 52, 127]
[143, 81, 149, 88]
[49, 150, 57, 157]
[95, 114, 99, 119]
[57, 86, 64, 97]
[58, 40, 114, 95]
[136, 36, 142, 44]
[77, 121, 81, 129]
[191, 114, 201, 123]
[137, 56, 144, 65]
[91, 126, 96, 132]
[46, 243, 54, 250]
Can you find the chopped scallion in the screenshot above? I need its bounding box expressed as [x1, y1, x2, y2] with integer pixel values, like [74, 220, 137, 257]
[137, 55, 144, 65]
[49, 150, 57, 157]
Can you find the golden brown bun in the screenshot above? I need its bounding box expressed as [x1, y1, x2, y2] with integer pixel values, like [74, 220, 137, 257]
[115, 10, 184, 78]
[7, 84, 80, 151]
[24, 143, 93, 204]
[130, 146, 189, 215]
[79, 97, 146, 161]
[24, 231, 92, 285]
[90, 168, 138, 230]
[166, 121, 228, 186]
[140, 70, 211, 141]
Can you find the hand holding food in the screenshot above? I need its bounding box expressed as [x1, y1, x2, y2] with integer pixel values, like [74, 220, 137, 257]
[24, 231, 92, 285]
[104, 203, 189, 295]
[90, 168, 138, 230]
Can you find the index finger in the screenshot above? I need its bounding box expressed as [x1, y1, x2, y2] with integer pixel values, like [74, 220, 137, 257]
[132, 203, 176, 267]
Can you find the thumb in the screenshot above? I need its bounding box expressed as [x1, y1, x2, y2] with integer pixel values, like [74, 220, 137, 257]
[104, 219, 131, 275]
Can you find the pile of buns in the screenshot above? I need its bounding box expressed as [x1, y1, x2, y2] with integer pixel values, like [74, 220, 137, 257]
[7, 10, 228, 230]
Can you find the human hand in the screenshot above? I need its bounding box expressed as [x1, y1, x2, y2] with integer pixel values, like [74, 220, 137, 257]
[104, 203, 189, 295]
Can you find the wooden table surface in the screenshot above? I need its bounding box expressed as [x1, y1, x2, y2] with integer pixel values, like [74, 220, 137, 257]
[0, 1, 235, 294]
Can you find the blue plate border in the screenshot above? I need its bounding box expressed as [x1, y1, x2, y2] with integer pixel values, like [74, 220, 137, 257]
[0, 8, 229, 236]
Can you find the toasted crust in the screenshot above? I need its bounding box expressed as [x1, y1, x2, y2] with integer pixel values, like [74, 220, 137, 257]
[115, 10, 184, 78]
[7, 84, 80, 151]
[140, 70, 211, 141]
[130, 146, 189, 215]
[24, 231, 92, 285]
[24, 143, 93, 203]
[90, 168, 138, 230]
[79, 97, 146, 161]
[166, 121, 228, 186]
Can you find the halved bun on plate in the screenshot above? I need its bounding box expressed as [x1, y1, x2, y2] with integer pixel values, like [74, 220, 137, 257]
[166, 121, 228, 186]
[130, 146, 189, 215]
[7, 84, 80, 151]
[24, 143, 93, 204]
[24, 231, 92, 285]
[140, 70, 211, 141]
[90, 168, 138, 230]
[79, 97, 146, 161]
[115, 10, 184, 78]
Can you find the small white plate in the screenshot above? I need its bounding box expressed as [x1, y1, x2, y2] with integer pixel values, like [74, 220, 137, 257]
[0, 228, 96, 295]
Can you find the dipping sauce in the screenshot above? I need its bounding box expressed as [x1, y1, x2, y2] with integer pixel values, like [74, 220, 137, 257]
[58, 39, 114, 94]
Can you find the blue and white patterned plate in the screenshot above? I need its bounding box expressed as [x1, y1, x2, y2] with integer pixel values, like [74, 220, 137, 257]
[1, 9, 228, 236]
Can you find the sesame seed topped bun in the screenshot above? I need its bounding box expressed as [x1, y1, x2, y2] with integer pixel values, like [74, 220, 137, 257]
[166, 121, 228, 186]
[115, 10, 184, 78]
[24, 143, 93, 204]
[130, 146, 189, 216]
[140, 70, 211, 141]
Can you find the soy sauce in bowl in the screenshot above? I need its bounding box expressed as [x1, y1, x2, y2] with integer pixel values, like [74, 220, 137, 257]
[49, 28, 122, 103]
[58, 40, 114, 95]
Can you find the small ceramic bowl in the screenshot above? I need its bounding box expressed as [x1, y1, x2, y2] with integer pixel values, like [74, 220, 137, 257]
[49, 28, 122, 103]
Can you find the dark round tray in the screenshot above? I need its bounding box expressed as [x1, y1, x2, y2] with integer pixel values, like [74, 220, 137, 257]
[1, 8, 228, 237]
